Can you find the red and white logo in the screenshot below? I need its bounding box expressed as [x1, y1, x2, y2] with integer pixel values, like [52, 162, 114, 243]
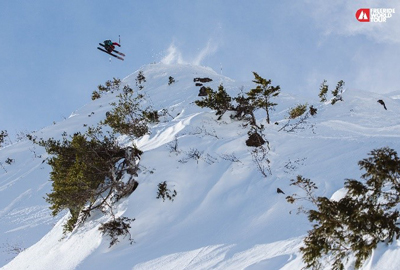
[356, 9, 370, 22]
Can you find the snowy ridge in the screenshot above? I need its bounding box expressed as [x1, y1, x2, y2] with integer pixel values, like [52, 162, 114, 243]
[1, 63, 400, 269]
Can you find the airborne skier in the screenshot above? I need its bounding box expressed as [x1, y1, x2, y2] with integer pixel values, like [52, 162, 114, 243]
[97, 39, 125, 61]
[103, 40, 120, 53]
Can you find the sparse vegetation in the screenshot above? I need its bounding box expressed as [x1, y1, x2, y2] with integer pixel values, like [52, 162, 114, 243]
[318, 80, 328, 102]
[156, 181, 177, 202]
[99, 217, 135, 247]
[136, 71, 146, 90]
[331, 80, 345, 105]
[251, 145, 271, 177]
[195, 84, 232, 119]
[92, 78, 121, 100]
[102, 84, 154, 138]
[288, 104, 308, 119]
[318, 79, 345, 105]
[168, 76, 175, 85]
[0, 130, 9, 147]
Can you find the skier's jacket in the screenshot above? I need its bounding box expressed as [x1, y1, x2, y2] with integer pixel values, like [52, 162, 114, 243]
[104, 40, 120, 52]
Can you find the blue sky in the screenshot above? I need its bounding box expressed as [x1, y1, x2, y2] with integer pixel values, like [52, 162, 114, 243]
[1, 1, 399, 138]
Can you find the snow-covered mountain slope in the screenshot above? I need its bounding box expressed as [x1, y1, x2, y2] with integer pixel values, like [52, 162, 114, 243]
[1, 63, 400, 270]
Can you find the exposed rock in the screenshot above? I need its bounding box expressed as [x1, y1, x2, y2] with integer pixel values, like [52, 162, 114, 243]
[194, 77, 213, 83]
[246, 132, 265, 147]
[198, 86, 208, 96]
[377, 99, 387, 110]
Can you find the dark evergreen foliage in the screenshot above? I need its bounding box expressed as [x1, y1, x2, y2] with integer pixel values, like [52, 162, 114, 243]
[287, 147, 400, 269]
[288, 104, 308, 119]
[39, 129, 141, 233]
[102, 86, 151, 138]
[136, 71, 146, 90]
[331, 80, 345, 105]
[194, 84, 233, 119]
[168, 76, 175, 85]
[99, 217, 135, 247]
[247, 72, 280, 124]
[318, 79, 345, 105]
[318, 80, 328, 102]
[156, 181, 177, 202]
[92, 78, 121, 100]
[0, 130, 9, 147]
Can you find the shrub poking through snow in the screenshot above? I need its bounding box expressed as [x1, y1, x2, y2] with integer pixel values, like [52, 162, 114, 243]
[0, 130, 9, 148]
[288, 104, 308, 119]
[99, 217, 135, 247]
[195, 84, 233, 119]
[136, 70, 146, 90]
[287, 147, 400, 270]
[318, 80, 328, 102]
[331, 80, 345, 105]
[318, 79, 345, 105]
[168, 76, 175, 85]
[156, 181, 177, 202]
[92, 78, 121, 100]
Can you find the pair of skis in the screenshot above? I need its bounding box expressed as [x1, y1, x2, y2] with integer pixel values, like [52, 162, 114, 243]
[97, 43, 125, 61]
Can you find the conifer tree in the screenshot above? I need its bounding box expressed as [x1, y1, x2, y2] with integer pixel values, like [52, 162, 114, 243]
[331, 80, 345, 105]
[288, 147, 400, 270]
[247, 72, 280, 124]
[40, 129, 141, 233]
[318, 80, 328, 102]
[195, 84, 232, 119]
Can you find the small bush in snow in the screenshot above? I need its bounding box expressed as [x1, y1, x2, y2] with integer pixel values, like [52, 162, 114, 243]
[167, 136, 180, 154]
[156, 181, 177, 202]
[92, 78, 121, 100]
[136, 71, 146, 90]
[195, 84, 233, 119]
[0, 130, 9, 147]
[5, 157, 14, 165]
[99, 217, 135, 247]
[309, 105, 317, 116]
[179, 148, 204, 164]
[250, 145, 271, 177]
[287, 147, 400, 270]
[168, 76, 175, 85]
[288, 104, 308, 119]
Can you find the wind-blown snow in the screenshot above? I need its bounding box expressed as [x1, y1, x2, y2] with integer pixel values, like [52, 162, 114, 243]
[1, 63, 400, 269]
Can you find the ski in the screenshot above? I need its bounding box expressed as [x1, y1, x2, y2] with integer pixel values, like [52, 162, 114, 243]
[99, 43, 125, 57]
[97, 47, 124, 61]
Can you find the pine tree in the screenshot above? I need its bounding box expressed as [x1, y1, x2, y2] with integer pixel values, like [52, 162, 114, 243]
[40, 129, 141, 233]
[331, 80, 344, 105]
[247, 72, 280, 124]
[318, 80, 328, 102]
[288, 147, 400, 269]
[195, 84, 232, 119]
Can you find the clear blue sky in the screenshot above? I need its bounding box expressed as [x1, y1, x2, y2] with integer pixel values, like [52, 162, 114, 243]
[1, 1, 399, 138]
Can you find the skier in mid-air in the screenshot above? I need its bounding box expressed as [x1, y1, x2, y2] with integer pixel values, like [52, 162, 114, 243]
[103, 40, 120, 53]
[97, 39, 125, 61]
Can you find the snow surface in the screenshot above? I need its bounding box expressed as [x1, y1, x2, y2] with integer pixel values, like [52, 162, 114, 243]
[1, 63, 400, 269]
